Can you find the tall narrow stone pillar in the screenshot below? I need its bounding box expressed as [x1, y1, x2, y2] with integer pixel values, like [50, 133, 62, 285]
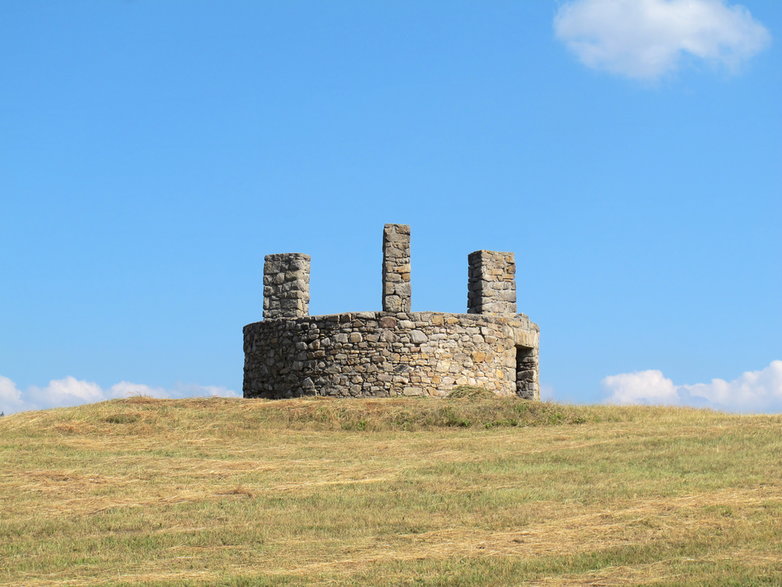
[382, 224, 411, 313]
[467, 250, 517, 315]
[263, 253, 310, 320]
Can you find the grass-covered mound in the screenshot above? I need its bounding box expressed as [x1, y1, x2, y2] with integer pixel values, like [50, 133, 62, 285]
[446, 384, 497, 399]
[1, 397, 780, 585]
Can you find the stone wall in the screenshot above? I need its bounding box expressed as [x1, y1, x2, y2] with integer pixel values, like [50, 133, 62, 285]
[263, 253, 310, 320]
[243, 311, 539, 399]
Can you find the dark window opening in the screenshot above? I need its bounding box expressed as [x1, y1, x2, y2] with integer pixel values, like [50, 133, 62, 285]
[515, 346, 536, 399]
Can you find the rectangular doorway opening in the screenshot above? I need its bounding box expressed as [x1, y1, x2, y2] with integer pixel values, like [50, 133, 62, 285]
[515, 346, 536, 399]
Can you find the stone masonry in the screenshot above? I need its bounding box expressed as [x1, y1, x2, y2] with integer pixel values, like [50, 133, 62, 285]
[468, 250, 517, 315]
[263, 253, 310, 320]
[244, 224, 540, 400]
[382, 224, 411, 313]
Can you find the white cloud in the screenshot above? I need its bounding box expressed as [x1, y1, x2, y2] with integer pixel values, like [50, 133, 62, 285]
[168, 383, 239, 399]
[27, 376, 105, 409]
[602, 360, 782, 412]
[0, 376, 240, 415]
[0, 376, 27, 415]
[107, 381, 239, 400]
[603, 369, 680, 405]
[109, 381, 169, 399]
[554, 0, 771, 80]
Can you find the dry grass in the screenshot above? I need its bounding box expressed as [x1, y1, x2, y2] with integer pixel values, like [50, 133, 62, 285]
[1, 397, 780, 585]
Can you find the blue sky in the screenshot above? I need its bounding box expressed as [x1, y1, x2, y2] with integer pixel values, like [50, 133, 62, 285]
[1, 0, 780, 414]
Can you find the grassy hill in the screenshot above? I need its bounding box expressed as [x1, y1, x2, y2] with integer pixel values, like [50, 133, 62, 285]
[1, 397, 780, 585]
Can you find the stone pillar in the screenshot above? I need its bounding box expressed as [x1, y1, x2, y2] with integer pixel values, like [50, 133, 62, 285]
[263, 253, 310, 320]
[382, 224, 411, 313]
[467, 250, 516, 315]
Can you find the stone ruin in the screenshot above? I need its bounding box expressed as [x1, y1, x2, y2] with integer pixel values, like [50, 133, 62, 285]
[243, 224, 540, 399]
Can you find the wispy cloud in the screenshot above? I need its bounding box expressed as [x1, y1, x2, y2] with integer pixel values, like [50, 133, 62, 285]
[602, 360, 782, 413]
[540, 383, 556, 401]
[554, 0, 771, 80]
[0, 376, 239, 415]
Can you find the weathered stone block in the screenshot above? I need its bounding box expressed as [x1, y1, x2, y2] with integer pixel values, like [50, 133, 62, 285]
[410, 330, 428, 344]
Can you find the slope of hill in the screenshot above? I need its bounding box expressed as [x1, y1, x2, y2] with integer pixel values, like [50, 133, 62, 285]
[1, 397, 780, 585]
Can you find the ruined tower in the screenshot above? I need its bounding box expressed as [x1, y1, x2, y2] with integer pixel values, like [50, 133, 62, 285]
[243, 224, 539, 399]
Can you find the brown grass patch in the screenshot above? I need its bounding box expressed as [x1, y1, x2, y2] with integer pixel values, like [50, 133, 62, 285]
[1, 398, 780, 585]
